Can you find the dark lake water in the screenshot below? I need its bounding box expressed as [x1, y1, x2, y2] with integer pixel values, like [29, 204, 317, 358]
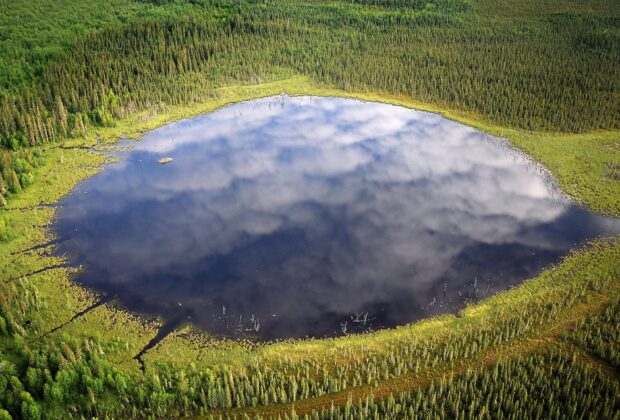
[53, 96, 620, 340]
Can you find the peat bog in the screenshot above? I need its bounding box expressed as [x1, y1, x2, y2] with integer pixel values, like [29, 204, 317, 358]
[53, 96, 620, 339]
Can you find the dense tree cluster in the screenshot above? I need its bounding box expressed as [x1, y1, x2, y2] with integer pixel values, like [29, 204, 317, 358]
[298, 353, 620, 419]
[346, 0, 468, 11]
[1, 264, 617, 417]
[565, 299, 620, 369]
[0, 0, 618, 147]
[0, 150, 42, 206]
[0, 0, 618, 204]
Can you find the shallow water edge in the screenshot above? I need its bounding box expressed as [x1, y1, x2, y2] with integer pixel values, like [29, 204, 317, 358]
[2, 77, 618, 375]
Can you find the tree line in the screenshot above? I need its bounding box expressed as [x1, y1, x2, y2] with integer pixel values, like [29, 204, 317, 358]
[1, 252, 617, 417]
[292, 352, 619, 419]
[0, 1, 618, 204]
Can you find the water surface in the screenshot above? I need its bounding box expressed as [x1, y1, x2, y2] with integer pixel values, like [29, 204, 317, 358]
[54, 96, 620, 339]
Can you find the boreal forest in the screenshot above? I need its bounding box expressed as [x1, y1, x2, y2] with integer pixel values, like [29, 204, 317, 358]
[0, 0, 618, 418]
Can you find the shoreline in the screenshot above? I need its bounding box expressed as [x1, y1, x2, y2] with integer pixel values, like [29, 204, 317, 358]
[1, 75, 618, 391]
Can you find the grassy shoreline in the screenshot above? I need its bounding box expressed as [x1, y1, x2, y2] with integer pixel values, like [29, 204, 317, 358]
[67, 76, 620, 215]
[1, 76, 618, 417]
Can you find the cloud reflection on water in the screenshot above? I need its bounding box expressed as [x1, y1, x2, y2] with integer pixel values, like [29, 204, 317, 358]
[55, 96, 620, 339]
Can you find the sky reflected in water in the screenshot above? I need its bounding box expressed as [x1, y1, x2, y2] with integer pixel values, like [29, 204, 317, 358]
[53, 96, 620, 339]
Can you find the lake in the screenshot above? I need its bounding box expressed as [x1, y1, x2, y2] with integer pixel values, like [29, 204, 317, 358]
[53, 96, 620, 339]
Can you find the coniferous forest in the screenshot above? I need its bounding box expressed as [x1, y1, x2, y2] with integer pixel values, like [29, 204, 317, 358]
[1, 0, 619, 202]
[0, 0, 619, 418]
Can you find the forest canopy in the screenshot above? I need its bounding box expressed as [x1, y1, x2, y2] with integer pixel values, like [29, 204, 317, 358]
[0, 0, 616, 204]
[1, 0, 618, 148]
